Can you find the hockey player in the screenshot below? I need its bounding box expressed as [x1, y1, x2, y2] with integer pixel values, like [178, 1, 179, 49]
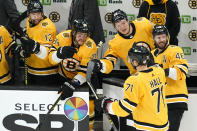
[0, 25, 17, 85]
[138, 0, 180, 45]
[95, 43, 169, 131]
[19, 0, 58, 85]
[88, 9, 155, 130]
[151, 25, 188, 131]
[48, 19, 97, 130]
[89, 9, 155, 76]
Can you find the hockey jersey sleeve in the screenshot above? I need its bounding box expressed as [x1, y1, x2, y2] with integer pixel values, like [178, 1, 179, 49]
[108, 76, 142, 117]
[1, 26, 15, 56]
[48, 31, 72, 65]
[168, 47, 188, 80]
[100, 41, 119, 74]
[74, 40, 97, 84]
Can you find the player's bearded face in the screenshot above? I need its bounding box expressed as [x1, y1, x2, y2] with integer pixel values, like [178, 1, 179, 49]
[74, 32, 88, 47]
[154, 34, 168, 49]
[29, 12, 43, 25]
[115, 19, 130, 35]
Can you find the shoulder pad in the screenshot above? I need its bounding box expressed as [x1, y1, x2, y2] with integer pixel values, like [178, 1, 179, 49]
[41, 22, 49, 27]
[85, 40, 92, 48]
[62, 32, 70, 38]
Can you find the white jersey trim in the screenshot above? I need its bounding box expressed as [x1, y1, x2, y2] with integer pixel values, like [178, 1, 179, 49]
[36, 45, 47, 59]
[52, 51, 62, 63]
[100, 60, 106, 73]
[74, 74, 86, 85]
[168, 68, 177, 80]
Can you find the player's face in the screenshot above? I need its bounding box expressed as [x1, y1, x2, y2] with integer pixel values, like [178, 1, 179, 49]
[154, 34, 168, 49]
[29, 12, 43, 25]
[114, 19, 130, 35]
[75, 32, 88, 47]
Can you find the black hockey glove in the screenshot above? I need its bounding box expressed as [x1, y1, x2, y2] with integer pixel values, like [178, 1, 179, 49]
[57, 46, 77, 59]
[20, 37, 40, 55]
[88, 59, 103, 73]
[58, 81, 76, 100]
[164, 68, 170, 77]
[94, 96, 113, 113]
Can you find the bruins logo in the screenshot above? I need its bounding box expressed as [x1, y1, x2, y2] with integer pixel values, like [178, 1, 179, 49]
[62, 33, 69, 38]
[63, 58, 80, 72]
[105, 13, 112, 23]
[188, 0, 197, 9]
[49, 11, 60, 23]
[85, 41, 92, 48]
[22, 0, 30, 6]
[132, 0, 144, 8]
[188, 30, 197, 41]
[42, 22, 49, 27]
[150, 13, 166, 25]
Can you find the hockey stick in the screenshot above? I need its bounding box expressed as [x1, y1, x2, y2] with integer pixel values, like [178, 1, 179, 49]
[86, 61, 118, 131]
[10, 10, 29, 86]
[87, 81, 118, 131]
[35, 93, 62, 131]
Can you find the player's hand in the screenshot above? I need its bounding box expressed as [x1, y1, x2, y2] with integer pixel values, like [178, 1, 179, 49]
[20, 37, 40, 54]
[57, 46, 77, 59]
[58, 81, 76, 100]
[88, 59, 103, 73]
[94, 97, 113, 113]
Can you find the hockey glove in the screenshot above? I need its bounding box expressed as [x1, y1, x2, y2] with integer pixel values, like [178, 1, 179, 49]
[88, 59, 103, 73]
[94, 96, 113, 113]
[58, 81, 76, 100]
[57, 46, 77, 59]
[20, 37, 40, 55]
[164, 68, 170, 76]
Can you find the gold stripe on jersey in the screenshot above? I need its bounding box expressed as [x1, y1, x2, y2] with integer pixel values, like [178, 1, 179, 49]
[174, 64, 188, 75]
[77, 65, 87, 73]
[103, 54, 118, 67]
[41, 44, 51, 47]
[120, 98, 137, 113]
[5, 41, 15, 54]
[0, 71, 11, 84]
[27, 65, 58, 75]
[166, 94, 188, 104]
[49, 46, 57, 53]
[134, 120, 169, 131]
